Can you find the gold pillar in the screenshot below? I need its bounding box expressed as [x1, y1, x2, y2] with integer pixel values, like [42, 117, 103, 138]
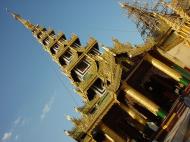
[144, 54, 181, 81]
[99, 123, 127, 142]
[144, 54, 190, 86]
[123, 83, 166, 119]
[119, 103, 147, 126]
[104, 134, 115, 142]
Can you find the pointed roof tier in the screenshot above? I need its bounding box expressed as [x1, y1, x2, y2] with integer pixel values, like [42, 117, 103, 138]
[8, 12, 103, 101]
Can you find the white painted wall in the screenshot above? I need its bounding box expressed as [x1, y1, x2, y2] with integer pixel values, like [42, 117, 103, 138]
[167, 41, 190, 68]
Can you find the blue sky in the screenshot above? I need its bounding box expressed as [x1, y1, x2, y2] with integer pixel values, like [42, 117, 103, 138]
[0, 0, 142, 142]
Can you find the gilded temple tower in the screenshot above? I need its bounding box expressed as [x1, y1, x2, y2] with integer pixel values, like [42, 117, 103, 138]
[10, 0, 190, 141]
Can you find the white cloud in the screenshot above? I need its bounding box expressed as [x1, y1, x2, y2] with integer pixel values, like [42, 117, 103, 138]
[1, 132, 12, 141]
[40, 96, 55, 120]
[13, 116, 25, 127]
[14, 117, 21, 126]
[1, 116, 25, 142]
[15, 135, 19, 141]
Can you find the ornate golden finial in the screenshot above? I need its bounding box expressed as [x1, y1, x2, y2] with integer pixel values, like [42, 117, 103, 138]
[74, 107, 80, 113]
[76, 105, 87, 114]
[65, 115, 80, 126]
[66, 115, 72, 121]
[101, 44, 116, 56]
[7, 9, 34, 30]
[64, 130, 72, 136]
[118, 2, 125, 8]
[74, 107, 89, 119]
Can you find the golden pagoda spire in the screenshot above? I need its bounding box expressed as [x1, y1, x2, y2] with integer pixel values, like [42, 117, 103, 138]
[119, 2, 164, 41]
[8, 10, 107, 102]
[7, 9, 34, 30]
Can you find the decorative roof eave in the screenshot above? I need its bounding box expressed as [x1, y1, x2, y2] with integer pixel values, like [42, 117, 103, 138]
[111, 38, 155, 58]
[76, 97, 99, 114]
[69, 92, 118, 140]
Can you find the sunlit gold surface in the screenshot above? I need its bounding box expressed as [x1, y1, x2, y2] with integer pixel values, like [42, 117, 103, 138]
[123, 83, 160, 115]
[99, 123, 126, 142]
[144, 54, 182, 81]
[119, 103, 147, 125]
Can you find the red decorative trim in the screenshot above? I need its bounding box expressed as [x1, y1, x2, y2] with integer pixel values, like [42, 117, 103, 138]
[185, 67, 190, 73]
